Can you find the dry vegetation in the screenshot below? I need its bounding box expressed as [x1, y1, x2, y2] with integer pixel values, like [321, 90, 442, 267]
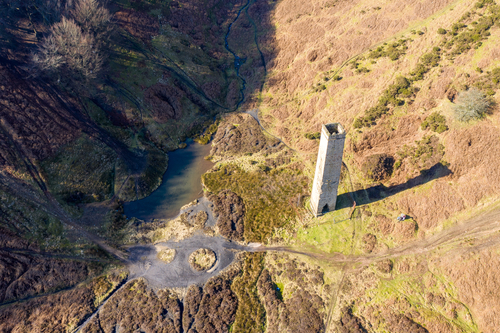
[4, 0, 500, 332]
[82, 269, 239, 333]
[209, 190, 245, 241]
[189, 248, 216, 271]
[157, 247, 176, 264]
[204, 114, 309, 243]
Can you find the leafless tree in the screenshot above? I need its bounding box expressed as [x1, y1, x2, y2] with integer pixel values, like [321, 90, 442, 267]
[71, 0, 111, 41]
[32, 17, 102, 80]
[31, 35, 63, 73]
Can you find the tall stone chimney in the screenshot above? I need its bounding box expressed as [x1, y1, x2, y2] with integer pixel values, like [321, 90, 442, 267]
[310, 123, 346, 217]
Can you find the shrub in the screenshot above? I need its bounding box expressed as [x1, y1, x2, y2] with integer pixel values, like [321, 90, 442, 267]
[438, 28, 447, 35]
[188, 249, 216, 271]
[361, 154, 395, 181]
[354, 76, 411, 128]
[476, 0, 495, 8]
[367, 40, 408, 61]
[209, 190, 245, 241]
[356, 67, 370, 74]
[397, 135, 445, 169]
[305, 132, 321, 140]
[452, 88, 492, 122]
[421, 112, 448, 133]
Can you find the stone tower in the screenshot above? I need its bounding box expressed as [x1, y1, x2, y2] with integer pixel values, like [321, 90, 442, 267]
[310, 123, 346, 217]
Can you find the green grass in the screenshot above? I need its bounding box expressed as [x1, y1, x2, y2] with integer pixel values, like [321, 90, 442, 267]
[297, 206, 353, 254]
[364, 263, 480, 333]
[203, 162, 309, 243]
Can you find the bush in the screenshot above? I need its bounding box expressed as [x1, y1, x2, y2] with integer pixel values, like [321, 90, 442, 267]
[367, 40, 408, 61]
[32, 18, 102, 79]
[421, 112, 448, 133]
[361, 154, 395, 181]
[476, 0, 495, 8]
[437, 28, 447, 35]
[209, 190, 245, 241]
[305, 132, 321, 140]
[452, 88, 492, 122]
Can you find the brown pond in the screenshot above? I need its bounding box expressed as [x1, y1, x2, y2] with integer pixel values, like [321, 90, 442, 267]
[124, 140, 213, 221]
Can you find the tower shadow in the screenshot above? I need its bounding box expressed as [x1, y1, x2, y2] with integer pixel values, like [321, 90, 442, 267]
[336, 162, 452, 209]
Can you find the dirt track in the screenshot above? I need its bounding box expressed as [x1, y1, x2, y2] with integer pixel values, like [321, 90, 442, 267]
[254, 206, 500, 267]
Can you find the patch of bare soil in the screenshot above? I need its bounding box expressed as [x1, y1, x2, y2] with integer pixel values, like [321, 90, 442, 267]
[0, 274, 122, 332]
[83, 279, 182, 333]
[361, 153, 394, 181]
[187, 270, 239, 333]
[338, 307, 368, 333]
[167, 0, 245, 52]
[0, 66, 81, 167]
[385, 313, 429, 333]
[0, 227, 35, 250]
[210, 113, 282, 158]
[392, 122, 500, 231]
[0, 230, 104, 305]
[362, 233, 377, 253]
[209, 190, 245, 241]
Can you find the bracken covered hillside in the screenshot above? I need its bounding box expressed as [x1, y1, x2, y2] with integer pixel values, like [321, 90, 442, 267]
[2, 0, 500, 332]
[248, 0, 500, 331]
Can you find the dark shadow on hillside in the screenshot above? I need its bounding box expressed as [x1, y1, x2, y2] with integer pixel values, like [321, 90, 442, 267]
[336, 162, 452, 209]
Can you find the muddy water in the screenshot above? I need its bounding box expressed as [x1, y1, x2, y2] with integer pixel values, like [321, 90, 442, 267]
[124, 141, 213, 221]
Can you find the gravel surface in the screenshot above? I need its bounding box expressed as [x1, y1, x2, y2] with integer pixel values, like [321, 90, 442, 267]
[181, 196, 217, 227]
[127, 233, 246, 288]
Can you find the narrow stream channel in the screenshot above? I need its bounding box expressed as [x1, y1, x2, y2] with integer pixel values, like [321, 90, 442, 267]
[123, 140, 213, 221]
[224, 0, 251, 108]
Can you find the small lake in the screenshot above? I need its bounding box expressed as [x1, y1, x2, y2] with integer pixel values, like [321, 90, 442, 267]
[124, 141, 214, 221]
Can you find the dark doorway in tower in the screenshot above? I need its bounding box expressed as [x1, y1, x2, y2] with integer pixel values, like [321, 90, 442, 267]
[322, 204, 329, 214]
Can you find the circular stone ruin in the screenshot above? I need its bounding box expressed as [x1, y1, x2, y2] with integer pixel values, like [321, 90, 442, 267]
[157, 248, 176, 264]
[188, 248, 216, 271]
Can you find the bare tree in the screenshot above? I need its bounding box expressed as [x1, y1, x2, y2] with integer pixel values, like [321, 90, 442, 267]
[31, 35, 64, 74]
[32, 17, 102, 80]
[71, 0, 111, 41]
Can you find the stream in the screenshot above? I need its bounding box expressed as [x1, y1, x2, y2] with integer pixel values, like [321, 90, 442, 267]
[224, 0, 268, 109]
[123, 140, 213, 221]
[224, 0, 251, 108]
